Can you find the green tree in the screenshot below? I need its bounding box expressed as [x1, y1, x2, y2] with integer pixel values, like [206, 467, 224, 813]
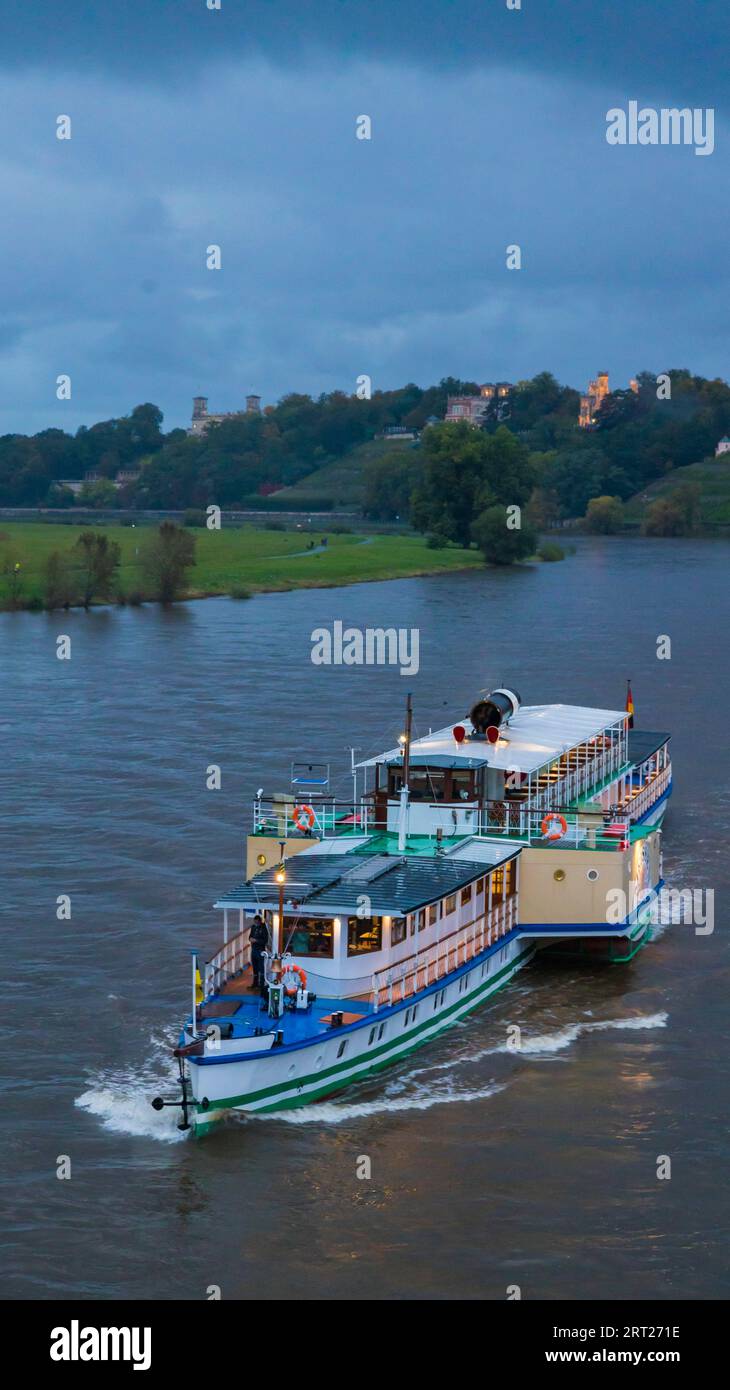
[43, 550, 77, 609]
[363, 451, 421, 520]
[584, 495, 625, 533]
[78, 478, 118, 508]
[412, 423, 535, 546]
[74, 531, 122, 608]
[1, 546, 24, 608]
[142, 522, 196, 602]
[471, 506, 537, 565]
[642, 483, 701, 537]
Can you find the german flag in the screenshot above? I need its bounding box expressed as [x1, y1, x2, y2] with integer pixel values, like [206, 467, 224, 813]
[625, 680, 634, 728]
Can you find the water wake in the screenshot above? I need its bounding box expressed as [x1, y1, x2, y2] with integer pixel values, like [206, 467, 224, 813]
[75, 1035, 185, 1143]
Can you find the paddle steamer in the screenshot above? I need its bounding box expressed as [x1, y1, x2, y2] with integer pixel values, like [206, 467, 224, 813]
[154, 687, 671, 1135]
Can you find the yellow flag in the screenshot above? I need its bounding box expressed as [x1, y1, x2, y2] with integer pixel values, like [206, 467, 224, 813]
[195, 968, 204, 1004]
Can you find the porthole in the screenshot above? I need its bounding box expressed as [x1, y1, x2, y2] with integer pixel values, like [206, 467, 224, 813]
[587, 868, 599, 882]
[553, 869, 566, 882]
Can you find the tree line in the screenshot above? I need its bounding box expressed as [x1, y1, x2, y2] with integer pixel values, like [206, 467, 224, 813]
[1, 523, 197, 611]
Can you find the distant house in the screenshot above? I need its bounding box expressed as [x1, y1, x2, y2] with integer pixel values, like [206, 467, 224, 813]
[189, 393, 262, 436]
[445, 382, 515, 427]
[377, 424, 420, 441]
[715, 437, 730, 456]
[115, 468, 140, 485]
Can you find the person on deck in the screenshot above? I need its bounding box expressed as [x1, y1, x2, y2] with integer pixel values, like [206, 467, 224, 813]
[249, 914, 269, 992]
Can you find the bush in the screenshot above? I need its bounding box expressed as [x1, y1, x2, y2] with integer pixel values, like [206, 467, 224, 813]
[230, 584, 252, 600]
[43, 550, 78, 609]
[471, 506, 537, 565]
[426, 532, 448, 549]
[537, 542, 565, 562]
[183, 509, 207, 528]
[263, 520, 286, 531]
[26, 594, 44, 611]
[127, 590, 144, 606]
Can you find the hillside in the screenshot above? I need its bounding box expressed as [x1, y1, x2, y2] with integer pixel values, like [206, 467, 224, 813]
[623, 457, 730, 528]
[270, 437, 418, 510]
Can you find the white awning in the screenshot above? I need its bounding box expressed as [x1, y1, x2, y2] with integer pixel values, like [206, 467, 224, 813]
[355, 703, 626, 776]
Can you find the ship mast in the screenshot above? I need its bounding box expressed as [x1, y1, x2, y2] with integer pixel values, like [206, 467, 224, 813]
[397, 692, 413, 852]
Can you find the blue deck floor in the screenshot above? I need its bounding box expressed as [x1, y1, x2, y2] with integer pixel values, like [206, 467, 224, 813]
[198, 990, 376, 1046]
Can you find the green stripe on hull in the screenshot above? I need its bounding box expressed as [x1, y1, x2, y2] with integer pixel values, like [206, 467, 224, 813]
[193, 943, 535, 1135]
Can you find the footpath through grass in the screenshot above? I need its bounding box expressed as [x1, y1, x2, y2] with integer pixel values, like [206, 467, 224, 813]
[0, 521, 482, 608]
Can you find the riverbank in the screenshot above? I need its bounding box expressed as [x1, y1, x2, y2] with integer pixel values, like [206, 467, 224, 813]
[0, 521, 483, 609]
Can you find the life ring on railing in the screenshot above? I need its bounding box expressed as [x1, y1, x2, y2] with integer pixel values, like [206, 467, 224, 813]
[293, 803, 316, 832]
[541, 812, 568, 841]
[281, 963, 307, 997]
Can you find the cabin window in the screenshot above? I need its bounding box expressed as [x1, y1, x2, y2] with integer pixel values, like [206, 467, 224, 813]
[377, 1022, 386, 1041]
[412, 1005, 418, 1022]
[460, 884, 472, 906]
[337, 1039, 348, 1059]
[368, 1027, 376, 1045]
[285, 916, 334, 958]
[428, 904, 438, 926]
[444, 894, 456, 915]
[404, 1009, 410, 1028]
[347, 917, 383, 956]
[416, 909, 426, 933]
[476, 878, 485, 897]
[390, 917, 407, 946]
[490, 860, 516, 905]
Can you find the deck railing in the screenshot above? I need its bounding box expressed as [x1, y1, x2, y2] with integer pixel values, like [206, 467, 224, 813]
[615, 764, 671, 821]
[253, 797, 370, 839]
[370, 896, 517, 1010]
[204, 928, 251, 998]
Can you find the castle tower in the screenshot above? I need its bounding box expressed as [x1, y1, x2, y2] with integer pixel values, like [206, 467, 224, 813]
[246, 394, 262, 414]
[192, 396, 208, 420]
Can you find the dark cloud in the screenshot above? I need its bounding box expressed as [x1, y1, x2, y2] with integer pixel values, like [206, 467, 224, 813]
[0, 4, 727, 434]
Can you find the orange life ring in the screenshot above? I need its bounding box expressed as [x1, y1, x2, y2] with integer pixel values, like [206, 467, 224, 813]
[281, 963, 307, 997]
[541, 812, 568, 841]
[293, 803, 316, 832]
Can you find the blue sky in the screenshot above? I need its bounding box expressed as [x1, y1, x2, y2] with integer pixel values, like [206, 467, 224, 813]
[1, 0, 728, 433]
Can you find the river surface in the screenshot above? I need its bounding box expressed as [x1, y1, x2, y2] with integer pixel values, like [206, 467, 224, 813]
[2, 536, 729, 1301]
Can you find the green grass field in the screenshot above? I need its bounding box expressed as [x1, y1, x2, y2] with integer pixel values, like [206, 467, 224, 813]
[0, 521, 482, 608]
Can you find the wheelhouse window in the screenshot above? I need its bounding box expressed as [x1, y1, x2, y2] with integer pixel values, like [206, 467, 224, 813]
[388, 768, 446, 801]
[286, 916, 334, 958]
[347, 916, 383, 956]
[451, 769, 476, 802]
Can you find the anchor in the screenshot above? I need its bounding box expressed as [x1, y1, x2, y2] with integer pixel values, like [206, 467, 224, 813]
[151, 1052, 209, 1132]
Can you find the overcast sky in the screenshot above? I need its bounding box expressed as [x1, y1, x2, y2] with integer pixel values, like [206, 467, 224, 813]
[1, 0, 728, 434]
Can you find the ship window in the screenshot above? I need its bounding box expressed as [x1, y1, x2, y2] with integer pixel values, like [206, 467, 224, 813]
[377, 1022, 386, 1041]
[337, 1040, 348, 1059]
[428, 904, 438, 926]
[390, 917, 407, 946]
[476, 878, 485, 897]
[409, 769, 445, 802]
[347, 917, 383, 956]
[285, 915, 334, 958]
[368, 1027, 376, 1045]
[404, 1009, 410, 1028]
[444, 894, 457, 915]
[460, 884, 472, 906]
[416, 909, 426, 933]
[412, 1005, 418, 1021]
[451, 770, 475, 801]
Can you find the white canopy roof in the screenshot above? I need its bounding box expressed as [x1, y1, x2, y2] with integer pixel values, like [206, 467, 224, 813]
[356, 703, 626, 776]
